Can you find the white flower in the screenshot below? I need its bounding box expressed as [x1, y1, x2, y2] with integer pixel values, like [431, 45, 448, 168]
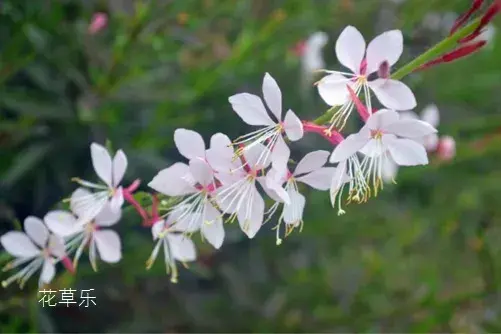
[173, 128, 207, 160]
[208, 140, 271, 239]
[146, 213, 197, 283]
[148, 154, 225, 250]
[44, 188, 122, 271]
[72, 143, 128, 224]
[317, 26, 416, 130]
[330, 109, 437, 205]
[1, 217, 65, 288]
[229, 72, 304, 171]
[261, 150, 335, 244]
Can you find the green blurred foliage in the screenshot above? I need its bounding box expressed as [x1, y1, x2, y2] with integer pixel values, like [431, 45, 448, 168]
[1, 0, 501, 332]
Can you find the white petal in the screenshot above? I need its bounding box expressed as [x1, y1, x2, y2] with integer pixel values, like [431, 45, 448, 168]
[70, 188, 92, 217]
[259, 174, 288, 203]
[420, 104, 440, 127]
[283, 110, 304, 141]
[207, 133, 234, 172]
[366, 30, 403, 74]
[294, 150, 329, 176]
[148, 163, 196, 196]
[360, 138, 387, 158]
[271, 136, 290, 173]
[329, 134, 369, 163]
[399, 110, 419, 120]
[94, 230, 122, 263]
[366, 109, 399, 130]
[170, 210, 201, 233]
[152, 220, 166, 239]
[423, 133, 439, 151]
[382, 155, 398, 182]
[24, 216, 48, 248]
[296, 167, 335, 191]
[317, 73, 351, 106]
[383, 119, 437, 138]
[166, 234, 197, 262]
[244, 143, 272, 170]
[44, 210, 80, 237]
[201, 203, 225, 249]
[95, 203, 122, 226]
[237, 187, 264, 239]
[262, 72, 282, 121]
[112, 150, 127, 187]
[40, 260, 55, 284]
[369, 79, 417, 110]
[48, 235, 66, 258]
[90, 143, 113, 187]
[330, 161, 349, 207]
[335, 25, 366, 73]
[189, 158, 213, 187]
[283, 189, 306, 225]
[228, 93, 275, 126]
[385, 137, 429, 166]
[109, 188, 124, 213]
[0, 232, 40, 258]
[174, 128, 206, 160]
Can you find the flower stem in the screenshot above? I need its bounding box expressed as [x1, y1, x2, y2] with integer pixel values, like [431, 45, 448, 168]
[312, 17, 481, 126]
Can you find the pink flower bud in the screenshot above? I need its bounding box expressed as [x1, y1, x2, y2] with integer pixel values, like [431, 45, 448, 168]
[88, 12, 108, 34]
[450, 0, 484, 35]
[437, 136, 456, 161]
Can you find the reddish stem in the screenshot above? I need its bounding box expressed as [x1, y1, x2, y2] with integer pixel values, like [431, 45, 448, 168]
[126, 179, 141, 192]
[450, 0, 484, 35]
[302, 121, 344, 145]
[123, 186, 149, 224]
[347, 84, 370, 122]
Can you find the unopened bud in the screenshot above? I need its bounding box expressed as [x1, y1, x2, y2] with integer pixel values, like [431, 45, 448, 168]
[437, 136, 456, 161]
[88, 12, 108, 35]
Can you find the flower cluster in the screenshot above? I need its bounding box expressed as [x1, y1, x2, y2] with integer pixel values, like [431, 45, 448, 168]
[1, 6, 493, 287]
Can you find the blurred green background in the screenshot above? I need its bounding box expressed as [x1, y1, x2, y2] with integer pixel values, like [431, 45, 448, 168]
[1, 0, 501, 332]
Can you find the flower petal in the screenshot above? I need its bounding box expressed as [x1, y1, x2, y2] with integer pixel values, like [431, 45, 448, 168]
[44, 210, 80, 238]
[385, 137, 429, 166]
[399, 110, 419, 120]
[189, 158, 213, 187]
[112, 150, 127, 187]
[95, 203, 122, 226]
[366, 109, 400, 130]
[271, 136, 290, 173]
[282, 188, 306, 225]
[244, 142, 272, 170]
[330, 160, 350, 207]
[90, 143, 113, 187]
[237, 186, 264, 239]
[283, 109, 304, 141]
[368, 79, 417, 110]
[109, 187, 124, 213]
[294, 150, 329, 176]
[329, 134, 369, 163]
[423, 133, 439, 151]
[263, 169, 290, 204]
[152, 220, 166, 239]
[70, 188, 92, 217]
[296, 167, 336, 191]
[94, 230, 122, 263]
[40, 260, 55, 284]
[24, 216, 49, 248]
[48, 235, 66, 258]
[148, 163, 196, 197]
[317, 73, 351, 106]
[167, 234, 197, 262]
[1, 232, 40, 258]
[383, 119, 437, 138]
[335, 25, 366, 73]
[420, 104, 440, 127]
[201, 203, 225, 249]
[174, 128, 206, 160]
[228, 93, 275, 126]
[382, 155, 398, 182]
[262, 72, 282, 121]
[366, 30, 403, 74]
[207, 133, 234, 170]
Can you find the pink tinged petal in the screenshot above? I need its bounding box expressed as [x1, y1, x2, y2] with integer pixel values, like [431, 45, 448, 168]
[70, 188, 92, 217]
[294, 150, 329, 176]
[112, 150, 127, 187]
[166, 234, 197, 262]
[95, 204, 122, 226]
[382, 156, 398, 182]
[368, 79, 417, 110]
[228, 93, 275, 126]
[244, 143, 272, 170]
[335, 25, 366, 74]
[237, 187, 264, 239]
[152, 220, 166, 239]
[296, 167, 336, 191]
[383, 119, 437, 138]
[366, 30, 403, 74]
[201, 203, 225, 249]
[174, 128, 206, 160]
[365, 109, 399, 130]
[44, 211, 81, 238]
[0, 232, 40, 258]
[262, 72, 282, 121]
[48, 235, 66, 258]
[423, 133, 439, 151]
[271, 136, 290, 173]
[90, 143, 113, 187]
[329, 134, 369, 163]
[148, 163, 196, 197]
[109, 187, 124, 213]
[420, 104, 440, 127]
[283, 110, 304, 141]
[40, 260, 55, 284]
[94, 230, 122, 263]
[283, 189, 306, 225]
[24, 216, 49, 248]
[384, 137, 429, 166]
[317, 73, 351, 106]
[189, 158, 213, 187]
